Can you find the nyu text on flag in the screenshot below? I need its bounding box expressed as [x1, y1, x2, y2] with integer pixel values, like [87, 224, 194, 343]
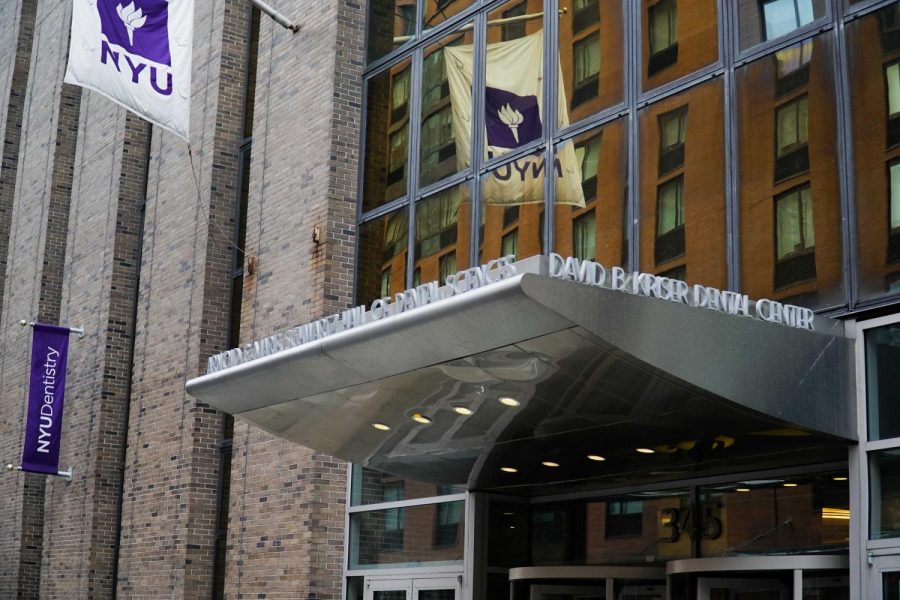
[445, 30, 585, 207]
[21, 324, 71, 476]
[65, 0, 193, 141]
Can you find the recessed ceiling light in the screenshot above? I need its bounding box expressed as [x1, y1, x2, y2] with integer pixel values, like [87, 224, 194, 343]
[833, 476, 848, 481]
[500, 466, 518, 473]
[503, 512, 515, 516]
[636, 448, 655, 454]
[499, 397, 520, 407]
[783, 482, 798, 487]
[587, 455, 606, 462]
[453, 406, 474, 416]
[542, 461, 560, 467]
[736, 488, 751, 493]
[412, 413, 432, 424]
[372, 423, 391, 431]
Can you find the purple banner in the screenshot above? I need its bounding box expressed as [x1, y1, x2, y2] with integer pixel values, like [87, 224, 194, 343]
[21, 323, 70, 475]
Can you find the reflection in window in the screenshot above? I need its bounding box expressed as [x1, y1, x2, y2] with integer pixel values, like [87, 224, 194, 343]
[383, 483, 405, 550]
[434, 501, 463, 546]
[363, 60, 413, 211]
[605, 500, 643, 538]
[656, 176, 685, 264]
[356, 207, 409, 307]
[501, 229, 519, 259]
[422, 0, 473, 32]
[775, 95, 809, 181]
[658, 107, 686, 175]
[881, 3, 900, 53]
[761, 0, 814, 41]
[439, 252, 457, 281]
[577, 134, 601, 201]
[501, 2, 527, 41]
[887, 61, 900, 148]
[871, 449, 900, 540]
[648, 0, 678, 75]
[572, 33, 601, 109]
[573, 210, 596, 261]
[416, 188, 461, 258]
[891, 161, 900, 264]
[573, 0, 599, 34]
[775, 40, 812, 96]
[367, 0, 418, 63]
[866, 323, 900, 442]
[775, 185, 816, 288]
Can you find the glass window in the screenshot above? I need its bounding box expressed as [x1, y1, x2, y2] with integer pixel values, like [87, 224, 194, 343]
[738, 33, 842, 309]
[501, 229, 519, 259]
[363, 59, 413, 212]
[640, 80, 726, 287]
[871, 448, 900, 540]
[658, 106, 686, 175]
[479, 148, 548, 262]
[573, 209, 596, 261]
[648, 0, 678, 75]
[775, 95, 810, 181]
[351, 465, 464, 506]
[605, 500, 643, 538]
[887, 61, 900, 148]
[422, 0, 474, 33]
[415, 183, 470, 282]
[420, 28, 474, 188]
[356, 207, 409, 307]
[349, 501, 465, 568]
[559, 0, 623, 125]
[554, 120, 628, 268]
[655, 176, 685, 264]
[573, 0, 599, 34]
[886, 572, 900, 600]
[866, 323, 900, 442]
[368, 0, 418, 63]
[739, 0, 824, 51]
[700, 472, 849, 556]
[642, 0, 718, 92]
[572, 33, 601, 109]
[501, 2, 526, 42]
[775, 185, 816, 288]
[849, 7, 900, 300]
[775, 40, 812, 96]
[761, 0, 815, 41]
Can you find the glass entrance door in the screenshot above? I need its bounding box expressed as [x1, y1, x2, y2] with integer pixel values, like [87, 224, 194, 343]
[529, 584, 605, 600]
[696, 578, 788, 600]
[365, 576, 460, 600]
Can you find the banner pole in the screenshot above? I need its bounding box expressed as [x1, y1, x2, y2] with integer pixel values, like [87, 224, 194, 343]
[6, 463, 73, 481]
[20, 319, 84, 338]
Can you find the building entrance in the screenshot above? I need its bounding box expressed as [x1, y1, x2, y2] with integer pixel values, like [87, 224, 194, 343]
[696, 577, 787, 599]
[364, 576, 461, 600]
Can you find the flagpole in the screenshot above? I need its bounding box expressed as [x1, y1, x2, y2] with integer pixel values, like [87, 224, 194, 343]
[249, 0, 301, 32]
[394, 10, 558, 44]
[20, 319, 84, 338]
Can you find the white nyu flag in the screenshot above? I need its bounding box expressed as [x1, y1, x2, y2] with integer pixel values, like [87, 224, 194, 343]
[445, 31, 584, 206]
[65, 0, 193, 141]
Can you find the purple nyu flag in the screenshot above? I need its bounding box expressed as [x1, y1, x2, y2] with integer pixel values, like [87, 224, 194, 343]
[98, 0, 171, 66]
[20, 324, 70, 475]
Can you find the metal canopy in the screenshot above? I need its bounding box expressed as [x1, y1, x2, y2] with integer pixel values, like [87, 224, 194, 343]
[186, 261, 855, 495]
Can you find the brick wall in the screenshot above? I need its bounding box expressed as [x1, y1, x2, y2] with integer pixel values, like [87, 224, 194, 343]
[114, 0, 250, 595]
[38, 100, 149, 598]
[224, 0, 364, 596]
[0, 1, 80, 597]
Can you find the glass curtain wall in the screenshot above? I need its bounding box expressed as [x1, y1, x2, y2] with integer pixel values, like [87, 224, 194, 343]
[358, 0, 900, 313]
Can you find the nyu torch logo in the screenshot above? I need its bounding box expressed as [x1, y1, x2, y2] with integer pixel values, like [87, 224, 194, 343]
[98, 0, 173, 95]
[485, 87, 541, 150]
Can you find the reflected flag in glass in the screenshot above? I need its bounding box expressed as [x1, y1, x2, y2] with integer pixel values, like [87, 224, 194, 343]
[445, 30, 585, 206]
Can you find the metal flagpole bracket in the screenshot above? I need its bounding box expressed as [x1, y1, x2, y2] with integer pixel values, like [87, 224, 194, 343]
[249, 0, 301, 32]
[6, 464, 73, 482]
[20, 319, 85, 338]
